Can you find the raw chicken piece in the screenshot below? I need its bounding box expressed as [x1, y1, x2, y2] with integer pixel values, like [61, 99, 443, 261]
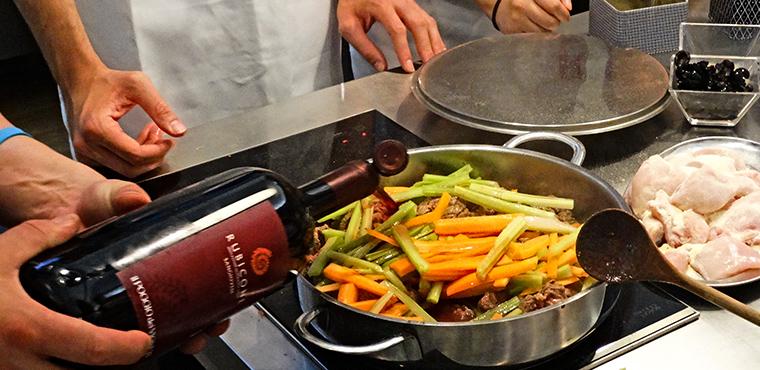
[738, 169, 760, 188]
[649, 190, 709, 247]
[710, 191, 760, 246]
[626, 155, 689, 217]
[659, 245, 690, 273]
[690, 236, 760, 280]
[667, 148, 745, 173]
[670, 166, 741, 214]
[641, 210, 664, 243]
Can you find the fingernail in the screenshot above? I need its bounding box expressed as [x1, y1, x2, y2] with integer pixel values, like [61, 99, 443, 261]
[52, 214, 80, 226]
[373, 62, 385, 72]
[403, 60, 415, 72]
[169, 120, 187, 135]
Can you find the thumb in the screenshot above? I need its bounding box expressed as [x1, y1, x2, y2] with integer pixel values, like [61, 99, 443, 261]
[77, 180, 151, 227]
[563, 0, 573, 11]
[0, 215, 81, 270]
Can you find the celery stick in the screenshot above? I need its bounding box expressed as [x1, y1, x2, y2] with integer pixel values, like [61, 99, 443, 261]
[453, 186, 555, 218]
[307, 237, 342, 277]
[505, 308, 523, 318]
[418, 233, 438, 241]
[383, 266, 409, 294]
[327, 251, 383, 273]
[344, 202, 362, 243]
[419, 279, 432, 295]
[548, 228, 580, 257]
[507, 273, 545, 296]
[373, 250, 402, 265]
[317, 201, 359, 223]
[321, 228, 345, 239]
[426, 282, 443, 304]
[476, 217, 527, 281]
[556, 264, 573, 280]
[370, 291, 395, 314]
[473, 296, 520, 321]
[392, 225, 429, 274]
[445, 164, 473, 178]
[410, 224, 434, 239]
[524, 216, 577, 234]
[350, 239, 381, 259]
[392, 176, 469, 202]
[582, 277, 598, 291]
[365, 245, 395, 261]
[469, 183, 574, 210]
[382, 281, 437, 322]
[354, 268, 376, 274]
[359, 205, 374, 236]
[337, 202, 416, 253]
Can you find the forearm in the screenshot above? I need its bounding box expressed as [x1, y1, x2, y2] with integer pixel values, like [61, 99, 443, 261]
[0, 114, 102, 226]
[14, 0, 106, 93]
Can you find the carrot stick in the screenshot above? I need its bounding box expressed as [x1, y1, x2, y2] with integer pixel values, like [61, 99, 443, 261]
[323, 263, 358, 282]
[350, 299, 378, 311]
[493, 278, 509, 288]
[363, 274, 386, 281]
[433, 214, 520, 235]
[405, 192, 452, 228]
[546, 254, 559, 280]
[366, 229, 399, 247]
[389, 257, 415, 277]
[446, 257, 538, 297]
[507, 234, 550, 260]
[557, 247, 578, 266]
[555, 276, 580, 286]
[414, 237, 497, 255]
[476, 217, 527, 281]
[446, 281, 506, 298]
[571, 266, 588, 278]
[316, 282, 342, 293]
[383, 186, 410, 195]
[346, 274, 389, 296]
[421, 272, 467, 281]
[383, 302, 409, 316]
[426, 255, 512, 274]
[337, 283, 358, 304]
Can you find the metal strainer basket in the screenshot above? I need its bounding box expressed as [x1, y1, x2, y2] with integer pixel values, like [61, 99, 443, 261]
[709, 0, 760, 40]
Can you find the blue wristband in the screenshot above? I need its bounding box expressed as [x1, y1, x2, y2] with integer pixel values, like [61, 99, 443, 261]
[0, 127, 31, 145]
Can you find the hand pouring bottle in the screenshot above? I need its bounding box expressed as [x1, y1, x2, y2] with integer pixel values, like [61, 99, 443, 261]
[20, 140, 408, 357]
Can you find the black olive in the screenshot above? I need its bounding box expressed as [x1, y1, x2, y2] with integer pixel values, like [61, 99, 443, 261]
[674, 50, 690, 67]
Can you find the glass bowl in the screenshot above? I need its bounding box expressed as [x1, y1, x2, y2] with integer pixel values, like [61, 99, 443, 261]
[669, 55, 760, 127]
[670, 23, 760, 126]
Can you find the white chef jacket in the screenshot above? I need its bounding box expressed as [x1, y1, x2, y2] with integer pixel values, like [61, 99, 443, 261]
[351, 0, 500, 78]
[74, 0, 342, 137]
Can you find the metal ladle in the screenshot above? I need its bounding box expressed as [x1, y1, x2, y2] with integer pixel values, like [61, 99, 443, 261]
[576, 208, 760, 326]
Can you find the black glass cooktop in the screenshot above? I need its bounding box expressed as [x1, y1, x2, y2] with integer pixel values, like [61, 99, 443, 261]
[140, 110, 697, 369]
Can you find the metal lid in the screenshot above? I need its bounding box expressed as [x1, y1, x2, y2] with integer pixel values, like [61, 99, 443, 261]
[412, 34, 669, 135]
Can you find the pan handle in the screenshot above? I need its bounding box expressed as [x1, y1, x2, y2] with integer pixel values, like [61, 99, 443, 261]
[503, 132, 586, 166]
[294, 308, 407, 354]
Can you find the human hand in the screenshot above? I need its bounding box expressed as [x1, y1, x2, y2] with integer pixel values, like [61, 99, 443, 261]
[337, 0, 446, 73]
[0, 215, 152, 369]
[64, 66, 186, 178]
[495, 0, 572, 33]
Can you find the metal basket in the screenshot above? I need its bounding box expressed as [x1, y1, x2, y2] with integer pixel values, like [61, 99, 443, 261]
[589, 0, 689, 54]
[709, 0, 760, 40]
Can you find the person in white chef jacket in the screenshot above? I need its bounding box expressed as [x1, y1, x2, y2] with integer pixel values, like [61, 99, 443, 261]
[349, 0, 574, 78]
[58, 0, 444, 177]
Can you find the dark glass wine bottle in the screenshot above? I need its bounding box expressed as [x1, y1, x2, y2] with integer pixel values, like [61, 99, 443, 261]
[20, 140, 408, 357]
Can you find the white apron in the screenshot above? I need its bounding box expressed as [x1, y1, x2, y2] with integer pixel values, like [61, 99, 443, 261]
[74, 0, 342, 137]
[351, 0, 500, 78]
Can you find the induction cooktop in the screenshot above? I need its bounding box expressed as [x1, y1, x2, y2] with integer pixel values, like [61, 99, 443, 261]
[140, 110, 698, 369]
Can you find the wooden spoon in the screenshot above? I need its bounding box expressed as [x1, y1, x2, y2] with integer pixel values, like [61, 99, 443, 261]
[576, 208, 760, 326]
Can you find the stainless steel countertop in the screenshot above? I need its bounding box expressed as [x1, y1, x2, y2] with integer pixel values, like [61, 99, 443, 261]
[173, 3, 760, 369]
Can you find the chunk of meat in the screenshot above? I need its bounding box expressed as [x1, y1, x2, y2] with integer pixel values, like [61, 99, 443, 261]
[478, 292, 498, 312]
[626, 155, 689, 217]
[710, 191, 760, 246]
[416, 197, 438, 215]
[659, 245, 690, 273]
[649, 190, 710, 247]
[518, 283, 576, 313]
[669, 166, 740, 214]
[433, 303, 475, 322]
[641, 210, 664, 243]
[690, 236, 760, 280]
[442, 197, 474, 218]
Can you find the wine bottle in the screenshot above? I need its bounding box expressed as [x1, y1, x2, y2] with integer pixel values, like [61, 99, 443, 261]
[20, 140, 408, 357]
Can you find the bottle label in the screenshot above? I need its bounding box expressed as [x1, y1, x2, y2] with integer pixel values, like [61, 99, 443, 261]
[116, 201, 289, 355]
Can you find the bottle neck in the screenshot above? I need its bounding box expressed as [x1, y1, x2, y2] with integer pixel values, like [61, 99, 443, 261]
[298, 160, 379, 216]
